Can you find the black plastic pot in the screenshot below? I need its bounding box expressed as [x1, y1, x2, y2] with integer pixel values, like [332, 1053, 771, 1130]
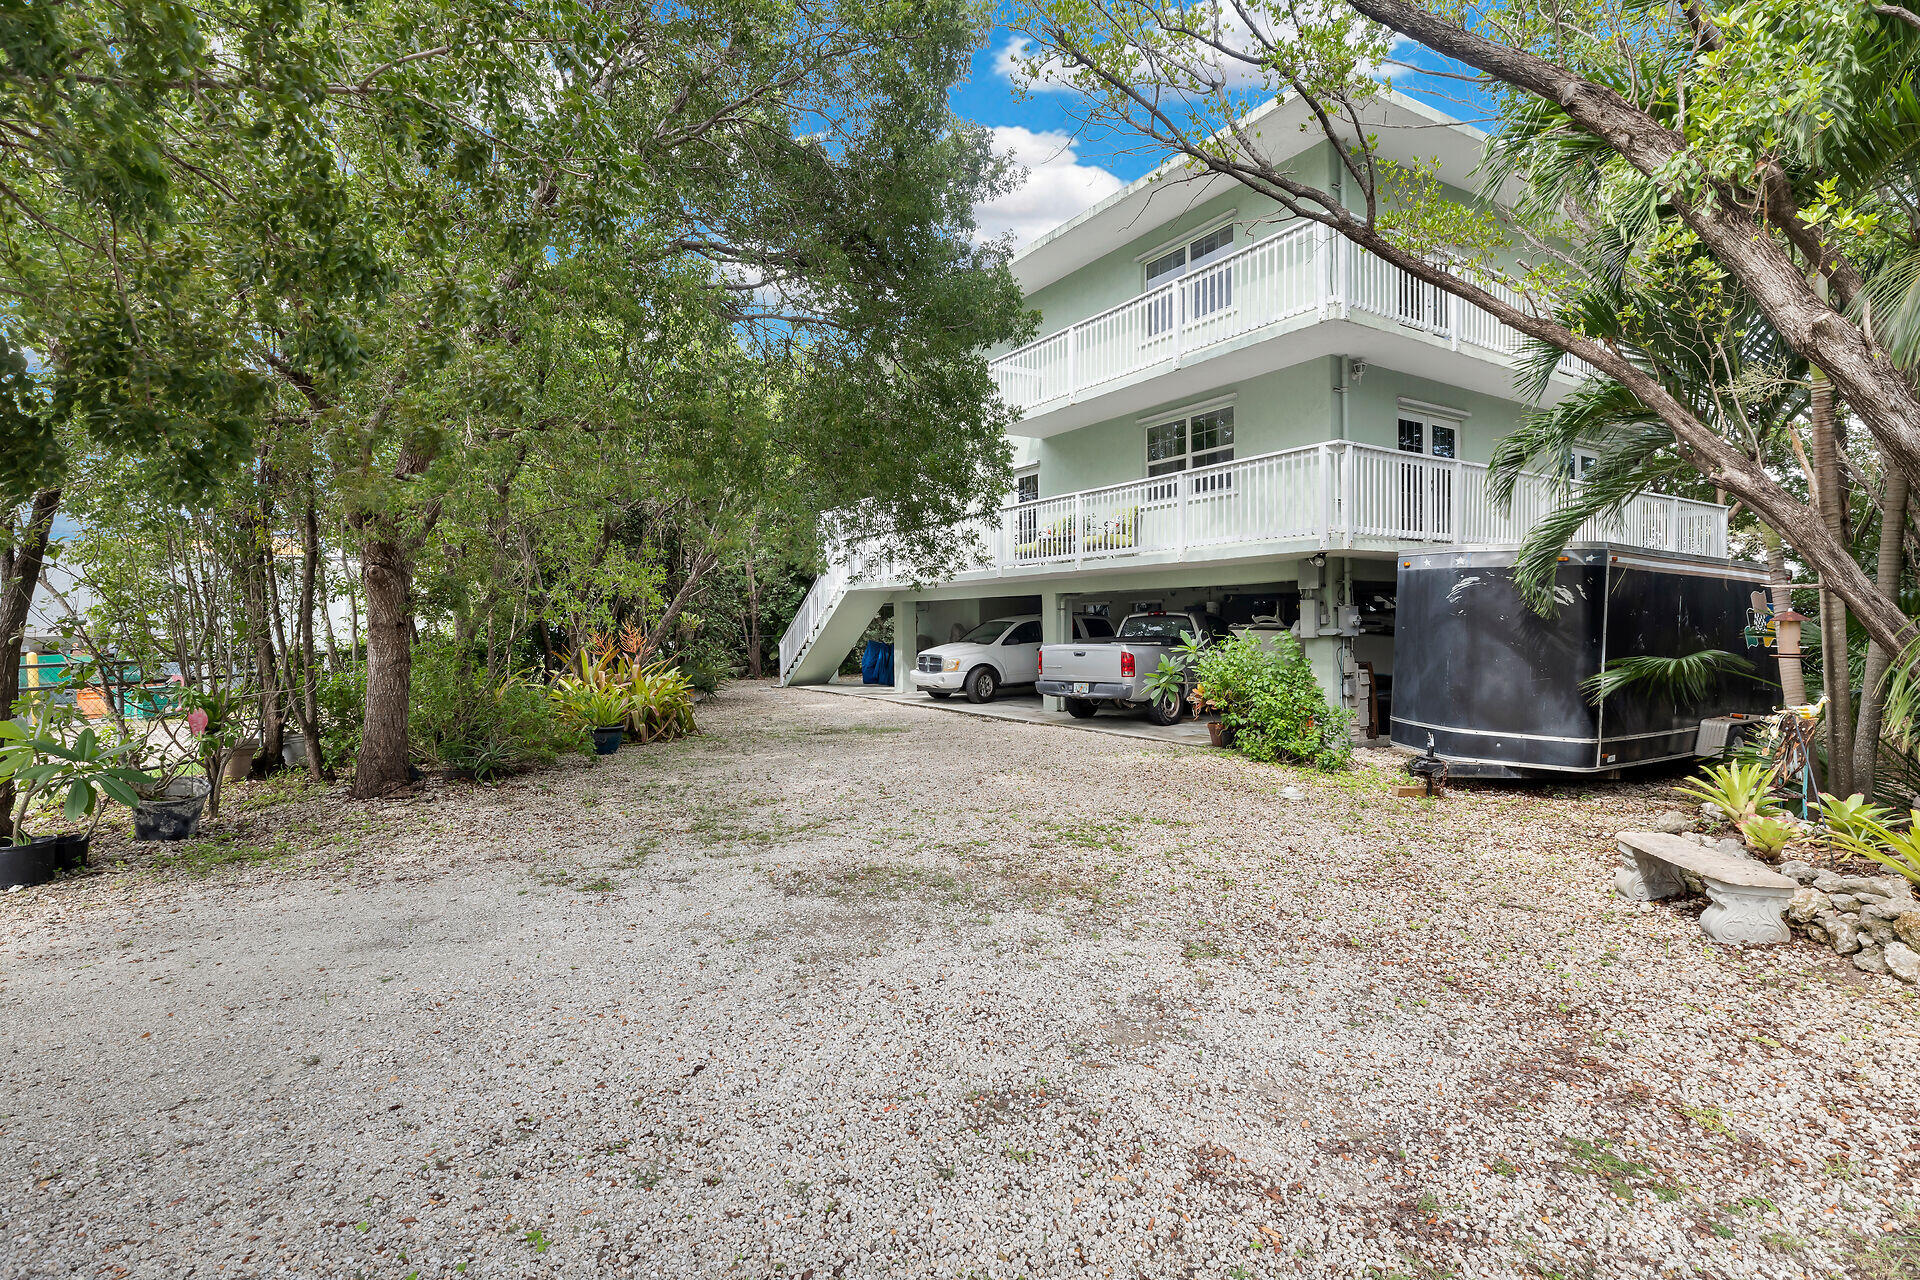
[132, 777, 211, 842]
[0, 837, 57, 889]
[592, 726, 624, 756]
[46, 832, 90, 873]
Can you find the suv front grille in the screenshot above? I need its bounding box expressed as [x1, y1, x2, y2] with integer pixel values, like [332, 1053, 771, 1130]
[916, 654, 943, 673]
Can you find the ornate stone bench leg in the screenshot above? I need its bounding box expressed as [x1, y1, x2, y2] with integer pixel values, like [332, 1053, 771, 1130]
[1614, 844, 1688, 901]
[1698, 878, 1793, 946]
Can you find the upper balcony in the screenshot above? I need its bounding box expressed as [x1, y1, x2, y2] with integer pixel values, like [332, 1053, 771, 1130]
[989, 224, 1594, 436]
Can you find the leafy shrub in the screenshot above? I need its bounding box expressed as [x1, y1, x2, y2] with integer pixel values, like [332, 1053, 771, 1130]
[624, 661, 697, 742]
[316, 664, 366, 766]
[555, 684, 631, 730]
[411, 645, 585, 780]
[1196, 631, 1351, 772]
[1829, 810, 1920, 885]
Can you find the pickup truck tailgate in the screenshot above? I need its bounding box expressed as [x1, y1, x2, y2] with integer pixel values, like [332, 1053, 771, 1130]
[1039, 642, 1128, 683]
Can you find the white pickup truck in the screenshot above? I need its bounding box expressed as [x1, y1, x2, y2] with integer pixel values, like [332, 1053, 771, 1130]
[1036, 609, 1230, 724]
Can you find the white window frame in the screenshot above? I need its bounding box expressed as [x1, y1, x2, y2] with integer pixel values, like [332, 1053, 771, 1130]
[1569, 447, 1601, 481]
[1013, 464, 1040, 503]
[1141, 397, 1237, 497]
[1395, 410, 1463, 460]
[1139, 216, 1240, 336]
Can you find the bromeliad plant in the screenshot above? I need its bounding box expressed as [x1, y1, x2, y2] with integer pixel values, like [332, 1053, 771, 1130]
[1828, 812, 1920, 887]
[556, 685, 632, 731]
[1674, 760, 1783, 836]
[0, 694, 151, 846]
[624, 661, 696, 743]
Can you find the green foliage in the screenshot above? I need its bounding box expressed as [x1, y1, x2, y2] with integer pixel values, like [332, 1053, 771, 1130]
[0, 694, 151, 843]
[410, 646, 584, 780]
[557, 685, 632, 732]
[1194, 631, 1352, 772]
[621, 662, 698, 744]
[1742, 815, 1797, 858]
[1675, 760, 1784, 829]
[317, 666, 367, 769]
[1581, 650, 1757, 707]
[1819, 792, 1895, 842]
[1829, 810, 1920, 886]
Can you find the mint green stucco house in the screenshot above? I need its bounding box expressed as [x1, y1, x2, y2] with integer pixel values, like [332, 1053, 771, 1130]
[777, 93, 1727, 733]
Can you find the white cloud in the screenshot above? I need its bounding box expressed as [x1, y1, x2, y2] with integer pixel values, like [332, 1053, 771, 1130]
[994, 5, 1390, 97]
[993, 37, 1077, 94]
[973, 126, 1124, 250]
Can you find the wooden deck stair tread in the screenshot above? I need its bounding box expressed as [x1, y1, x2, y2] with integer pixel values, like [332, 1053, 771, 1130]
[1616, 831, 1795, 888]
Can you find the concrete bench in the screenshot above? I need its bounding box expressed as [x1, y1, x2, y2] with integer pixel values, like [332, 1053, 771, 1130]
[1613, 831, 1797, 946]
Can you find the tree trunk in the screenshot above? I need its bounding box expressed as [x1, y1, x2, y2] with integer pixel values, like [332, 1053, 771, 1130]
[1759, 525, 1807, 706]
[1853, 467, 1909, 796]
[1811, 379, 1856, 796]
[239, 471, 284, 776]
[0, 488, 62, 829]
[744, 545, 763, 680]
[353, 531, 415, 798]
[296, 489, 329, 781]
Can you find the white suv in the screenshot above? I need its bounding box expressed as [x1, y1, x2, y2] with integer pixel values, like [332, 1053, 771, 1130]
[911, 614, 1114, 703]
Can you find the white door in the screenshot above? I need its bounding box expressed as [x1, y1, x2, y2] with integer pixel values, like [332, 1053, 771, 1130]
[1000, 620, 1044, 684]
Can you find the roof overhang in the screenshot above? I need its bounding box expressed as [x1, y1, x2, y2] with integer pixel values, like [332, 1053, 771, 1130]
[1010, 91, 1503, 296]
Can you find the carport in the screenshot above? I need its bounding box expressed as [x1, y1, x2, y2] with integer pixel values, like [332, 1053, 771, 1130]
[803, 678, 1214, 745]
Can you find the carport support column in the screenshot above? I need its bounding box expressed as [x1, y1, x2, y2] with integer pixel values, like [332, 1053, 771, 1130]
[892, 594, 922, 694]
[1040, 589, 1068, 711]
[1295, 557, 1350, 716]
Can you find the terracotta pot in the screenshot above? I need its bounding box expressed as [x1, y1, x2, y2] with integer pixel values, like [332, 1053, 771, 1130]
[1207, 720, 1235, 749]
[224, 739, 259, 782]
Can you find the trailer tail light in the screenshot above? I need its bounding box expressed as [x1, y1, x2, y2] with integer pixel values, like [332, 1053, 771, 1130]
[1120, 651, 1135, 678]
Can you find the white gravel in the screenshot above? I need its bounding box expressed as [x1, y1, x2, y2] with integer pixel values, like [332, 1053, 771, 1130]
[2, 681, 1917, 1279]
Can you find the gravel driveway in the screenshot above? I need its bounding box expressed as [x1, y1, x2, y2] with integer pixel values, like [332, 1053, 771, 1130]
[3, 682, 1917, 1279]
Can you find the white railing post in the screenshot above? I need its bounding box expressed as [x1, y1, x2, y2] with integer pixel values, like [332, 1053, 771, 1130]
[1066, 325, 1078, 404]
[1176, 474, 1188, 557]
[1173, 280, 1186, 365]
[1317, 443, 1333, 548]
[1450, 459, 1464, 544]
[1073, 493, 1085, 567]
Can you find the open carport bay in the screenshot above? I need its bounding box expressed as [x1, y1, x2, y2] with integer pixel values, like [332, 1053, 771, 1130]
[809, 676, 1216, 745]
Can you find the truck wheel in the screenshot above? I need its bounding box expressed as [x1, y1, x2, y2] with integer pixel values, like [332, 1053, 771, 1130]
[964, 667, 998, 704]
[1147, 692, 1186, 726]
[927, 690, 953, 700]
[1063, 697, 1098, 719]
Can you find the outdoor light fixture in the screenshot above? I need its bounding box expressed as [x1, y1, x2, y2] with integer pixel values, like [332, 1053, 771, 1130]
[1308, 552, 1327, 568]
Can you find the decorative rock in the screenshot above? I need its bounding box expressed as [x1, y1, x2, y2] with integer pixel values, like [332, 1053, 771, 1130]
[1852, 946, 1889, 975]
[1279, 786, 1306, 801]
[1862, 899, 1914, 922]
[1698, 801, 1723, 822]
[1779, 860, 1819, 884]
[1813, 871, 1847, 892]
[1682, 831, 1706, 846]
[1829, 893, 1863, 913]
[1834, 876, 1895, 897]
[1652, 810, 1694, 834]
[1714, 837, 1749, 860]
[1827, 916, 1863, 956]
[1867, 922, 1897, 946]
[1787, 888, 1831, 924]
[1885, 941, 1920, 984]
[1894, 912, 1920, 950]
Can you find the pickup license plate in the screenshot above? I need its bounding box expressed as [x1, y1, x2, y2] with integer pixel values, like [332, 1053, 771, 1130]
[1072, 682, 1090, 695]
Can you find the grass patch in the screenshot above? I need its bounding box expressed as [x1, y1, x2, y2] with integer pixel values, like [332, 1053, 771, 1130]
[152, 831, 295, 875]
[683, 807, 824, 851]
[1033, 818, 1137, 853]
[224, 771, 325, 814]
[779, 862, 969, 904]
[1560, 1136, 1683, 1202]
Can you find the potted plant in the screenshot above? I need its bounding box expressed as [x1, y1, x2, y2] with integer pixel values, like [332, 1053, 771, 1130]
[577, 688, 631, 755]
[1, 694, 151, 884]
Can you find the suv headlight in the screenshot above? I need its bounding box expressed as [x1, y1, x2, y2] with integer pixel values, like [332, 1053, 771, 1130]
[943, 657, 962, 672]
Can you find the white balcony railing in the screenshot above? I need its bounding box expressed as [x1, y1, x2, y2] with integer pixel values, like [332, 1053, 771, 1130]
[989, 226, 1588, 417]
[777, 440, 1729, 677]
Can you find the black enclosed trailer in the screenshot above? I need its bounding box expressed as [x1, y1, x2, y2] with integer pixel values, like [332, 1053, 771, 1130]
[1390, 543, 1776, 777]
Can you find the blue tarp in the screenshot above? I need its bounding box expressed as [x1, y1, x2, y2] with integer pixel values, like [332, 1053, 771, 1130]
[860, 641, 893, 685]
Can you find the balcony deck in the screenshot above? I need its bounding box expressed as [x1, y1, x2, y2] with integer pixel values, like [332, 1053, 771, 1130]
[988, 225, 1593, 433]
[778, 441, 1727, 683]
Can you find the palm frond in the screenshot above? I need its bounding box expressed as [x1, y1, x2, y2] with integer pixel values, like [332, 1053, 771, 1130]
[1581, 649, 1757, 707]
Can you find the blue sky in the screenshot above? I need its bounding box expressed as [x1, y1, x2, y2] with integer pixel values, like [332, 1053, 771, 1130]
[953, 11, 1494, 248]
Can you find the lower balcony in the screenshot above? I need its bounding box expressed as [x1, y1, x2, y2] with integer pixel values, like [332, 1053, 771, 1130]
[777, 441, 1729, 681]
